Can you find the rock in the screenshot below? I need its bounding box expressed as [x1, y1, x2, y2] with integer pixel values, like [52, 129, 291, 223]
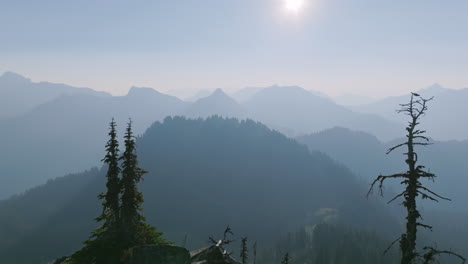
[126, 244, 191, 264]
[49, 256, 68, 264]
[190, 245, 241, 264]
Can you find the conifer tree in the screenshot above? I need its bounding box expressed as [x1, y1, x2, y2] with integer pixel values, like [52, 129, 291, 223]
[98, 118, 121, 236]
[281, 252, 290, 264]
[120, 119, 148, 248]
[240, 237, 248, 264]
[252, 241, 257, 264]
[92, 118, 123, 263]
[66, 119, 123, 264]
[65, 119, 166, 264]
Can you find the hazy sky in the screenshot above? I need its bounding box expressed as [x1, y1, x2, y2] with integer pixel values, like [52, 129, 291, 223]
[1, 0, 467, 97]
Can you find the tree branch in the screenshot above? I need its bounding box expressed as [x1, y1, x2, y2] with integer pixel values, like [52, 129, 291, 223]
[422, 246, 466, 264]
[367, 173, 407, 198]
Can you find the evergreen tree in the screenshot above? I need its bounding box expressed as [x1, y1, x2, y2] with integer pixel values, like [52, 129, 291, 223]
[368, 94, 465, 264]
[92, 118, 123, 263]
[66, 119, 123, 263]
[253, 241, 257, 264]
[99, 118, 121, 229]
[66, 119, 165, 264]
[120, 119, 148, 247]
[240, 237, 248, 264]
[281, 252, 290, 264]
[119, 119, 165, 250]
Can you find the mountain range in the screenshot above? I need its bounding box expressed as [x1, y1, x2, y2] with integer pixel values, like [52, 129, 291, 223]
[297, 127, 468, 210]
[1, 72, 467, 263]
[0, 72, 110, 120]
[2, 72, 468, 199]
[0, 72, 403, 198]
[350, 83, 468, 140]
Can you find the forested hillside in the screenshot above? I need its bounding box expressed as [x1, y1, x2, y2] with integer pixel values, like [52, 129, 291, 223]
[297, 127, 468, 210]
[0, 117, 396, 263]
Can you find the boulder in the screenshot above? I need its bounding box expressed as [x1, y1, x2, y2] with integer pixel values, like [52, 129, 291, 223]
[126, 244, 191, 264]
[190, 245, 241, 264]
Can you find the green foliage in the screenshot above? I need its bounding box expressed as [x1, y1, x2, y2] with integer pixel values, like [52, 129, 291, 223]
[120, 120, 150, 248]
[76, 119, 123, 263]
[65, 120, 166, 264]
[281, 253, 290, 264]
[98, 118, 121, 230]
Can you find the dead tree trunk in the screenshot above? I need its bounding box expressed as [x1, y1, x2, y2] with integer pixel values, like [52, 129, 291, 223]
[367, 93, 464, 264]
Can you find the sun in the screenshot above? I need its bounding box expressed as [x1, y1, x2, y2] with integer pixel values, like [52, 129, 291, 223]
[285, 0, 305, 13]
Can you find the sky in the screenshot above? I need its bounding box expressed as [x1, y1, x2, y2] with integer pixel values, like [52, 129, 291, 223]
[1, 0, 468, 98]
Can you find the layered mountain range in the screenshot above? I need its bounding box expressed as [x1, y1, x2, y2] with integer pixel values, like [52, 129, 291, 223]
[1, 72, 467, 199]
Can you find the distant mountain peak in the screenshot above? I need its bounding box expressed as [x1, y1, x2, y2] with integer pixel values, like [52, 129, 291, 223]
[211, 88, 228, 97]
[186, 88, 243, 118]
[127, 86, 163, 97]
[417, 83, 449, 96]
[0, 71, 31, 83]
[198, 88, 236, 102]
[428, 83, 443, 89]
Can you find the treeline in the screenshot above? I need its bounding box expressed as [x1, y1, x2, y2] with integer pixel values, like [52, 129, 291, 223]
[257, 223, 398, 264]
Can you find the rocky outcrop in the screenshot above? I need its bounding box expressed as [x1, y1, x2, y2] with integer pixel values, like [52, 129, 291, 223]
[126, 244, 191, 264]
[190, 245, 241, 264]
[52, 243, 241, 264]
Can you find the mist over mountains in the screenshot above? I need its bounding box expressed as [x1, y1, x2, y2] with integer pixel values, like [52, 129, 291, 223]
[351, 83, 468, 141]
[0, 73, 393, 198]
[297, 127, 468, 210]
[1, 72, 468, 199]
[1, 72, 468, 263]
[0, 72, 110, 120]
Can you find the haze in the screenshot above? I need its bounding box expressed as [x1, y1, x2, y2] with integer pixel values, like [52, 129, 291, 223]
[1, 1, 468, 264]
[1, 0, 468, 97]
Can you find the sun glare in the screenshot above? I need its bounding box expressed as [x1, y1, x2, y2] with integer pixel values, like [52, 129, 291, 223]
[285, 0, 305, 13]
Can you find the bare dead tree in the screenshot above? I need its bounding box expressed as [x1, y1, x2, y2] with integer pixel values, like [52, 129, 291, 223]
[208, 225, 235, 257]
[367, 93, 464, 264]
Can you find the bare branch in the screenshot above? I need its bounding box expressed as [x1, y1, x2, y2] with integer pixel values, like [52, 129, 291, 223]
[413, 136, 430, 141]
[387, 190, 406, 204]
[414, 142, 432, 146]
[422, 246, 466, 264]
[417, 191, 440, 202]
[367, 173, 407, 198]
[416, 222, 433, 231]
[386, 143, 408, 154]
[384, 236, 402, 255]
[417, 186, 451, 201]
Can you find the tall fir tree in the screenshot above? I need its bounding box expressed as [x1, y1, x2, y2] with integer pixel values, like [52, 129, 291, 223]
[98, 118, 121, 235]
[64, 119, 166, 264]
[120, 119, 148, 248]
[281, 252, 290, 264]
[93, 118, 123, 263]
[66, 119, 123, 264]
[119, 119, 165, 250]
[253, 241, 257, 264]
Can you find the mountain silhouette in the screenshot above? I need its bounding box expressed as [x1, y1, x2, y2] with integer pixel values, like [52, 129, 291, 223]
[0, 72, 110, 120]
